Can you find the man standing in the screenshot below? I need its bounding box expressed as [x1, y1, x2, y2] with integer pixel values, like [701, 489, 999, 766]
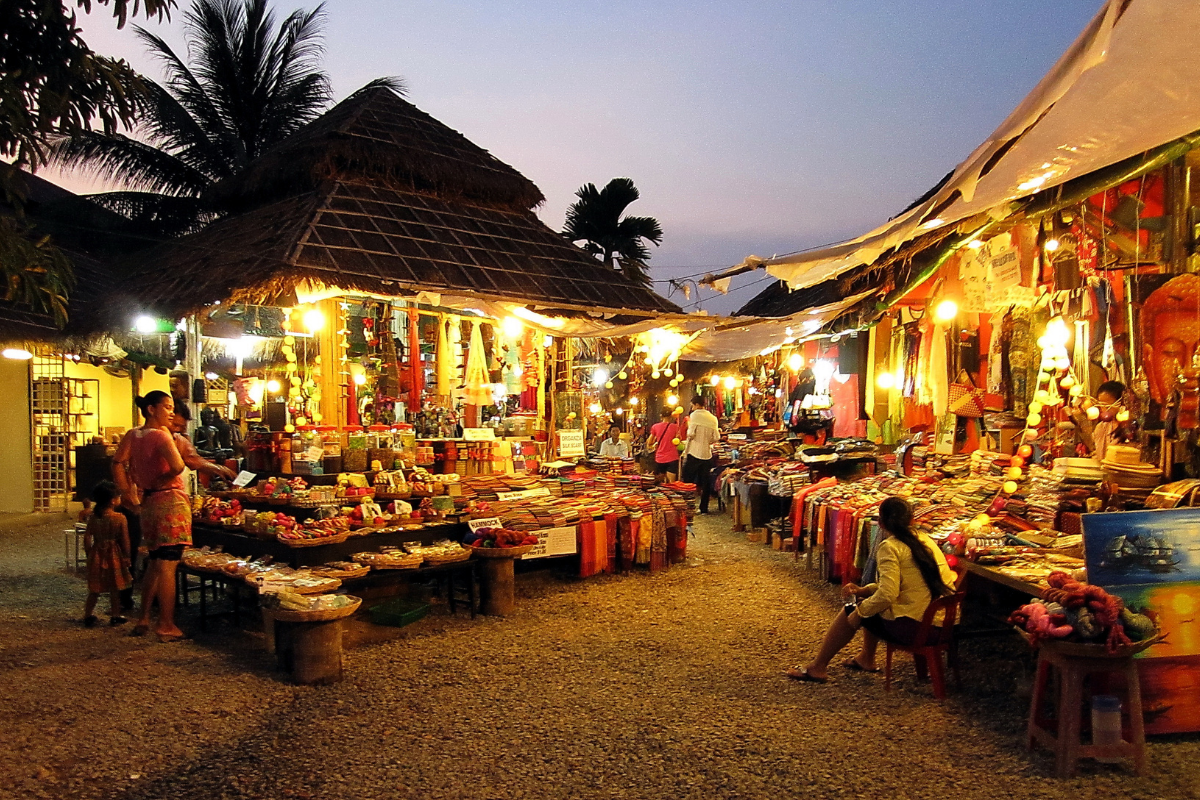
[682, 395, 719, 514]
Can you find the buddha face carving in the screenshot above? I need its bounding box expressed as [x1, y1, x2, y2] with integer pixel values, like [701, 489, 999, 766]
[1141, 274, 1200, 428]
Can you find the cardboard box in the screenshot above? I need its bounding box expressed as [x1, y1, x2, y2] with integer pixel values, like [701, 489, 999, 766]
[746, 528, 767, 544]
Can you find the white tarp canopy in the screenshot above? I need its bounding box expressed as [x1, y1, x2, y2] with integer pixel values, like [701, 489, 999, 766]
[745, 0, 1200, 292]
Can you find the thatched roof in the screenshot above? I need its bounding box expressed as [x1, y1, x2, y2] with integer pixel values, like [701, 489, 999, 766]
[0, 167, 142, 342]
[208, 85, 546, 212]
[112, 178, 680, 319]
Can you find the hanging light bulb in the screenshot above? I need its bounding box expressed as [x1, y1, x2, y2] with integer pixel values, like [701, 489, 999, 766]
[1005, 467, 1023, 481]
[934, 300, 958, 322]
[618, 371, 628, 380]
[709, 375, 721, 386]
[629, 396, 639, 405]
[302, 308, 325, 332]
[667, 394, 678, 407]
[542, 334, 553, 349]
[266, 379, 281, 394]
[876, 372, 895, 390]
[353, 373, 367, 386]
[723, 376, 736, 390]
[787, 352, 804, 372]
[588, 402, 601, 414]
[1044, 238, 1060, 252]
[605, 381, 614, 389]
[501, 316, 524, 338]
[615, 407, 624, 415]
[663, 368, 673, 377]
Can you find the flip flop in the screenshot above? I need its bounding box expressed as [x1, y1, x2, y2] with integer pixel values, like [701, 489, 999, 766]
[842, 659, 880, 673]
[785, 667, 827, 683]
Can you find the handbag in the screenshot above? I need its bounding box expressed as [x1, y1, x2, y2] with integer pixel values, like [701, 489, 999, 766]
[948, 370, 986, 418]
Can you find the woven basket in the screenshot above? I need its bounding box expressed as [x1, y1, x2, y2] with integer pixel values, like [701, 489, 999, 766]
[469, 544, 535, 558]
[310, 565, 371, 581]
[351, 553, 423, 569]
[276, 531, 351, 547]
[269, 595, 361, 622]
[288, 577, 343, 594]
[421, 549, 473, 564]
[1017, 628, 1164, 658]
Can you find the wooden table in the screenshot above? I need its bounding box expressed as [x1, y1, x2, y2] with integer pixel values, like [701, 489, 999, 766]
[961, 561, 1047, 598]
[192, 521, 468, 568]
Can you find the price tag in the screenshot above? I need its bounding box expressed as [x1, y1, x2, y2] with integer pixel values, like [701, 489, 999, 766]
[304, 446, 324, 463]
[496, 487, 551, 501]
[463, 427, 496, 441]
[521, 525, 578, 559]
[232, 470, 256, 488]
[468, 517, 502, 532]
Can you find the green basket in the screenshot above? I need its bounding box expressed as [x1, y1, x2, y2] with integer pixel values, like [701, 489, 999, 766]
[367, 598, 431, 628]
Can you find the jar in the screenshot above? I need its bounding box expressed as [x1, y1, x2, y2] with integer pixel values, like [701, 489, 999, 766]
[368, 425, 393, 470]
[1091, 695, 1123, 762]
[344, 428, 369, 472]
[396, 424, 417, 463]
[318, 426, 342, 474]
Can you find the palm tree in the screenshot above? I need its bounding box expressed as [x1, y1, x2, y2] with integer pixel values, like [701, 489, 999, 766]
[51, 0, 397, 236]
[563, 177, 663, 288]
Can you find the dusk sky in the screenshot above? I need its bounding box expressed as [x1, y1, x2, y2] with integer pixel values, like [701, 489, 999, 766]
[68, 0, 1102, 314]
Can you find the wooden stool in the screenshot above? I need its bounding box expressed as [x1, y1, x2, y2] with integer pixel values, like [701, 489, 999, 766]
[1027, 644, 1145, 778]
[275, 619, 345, 685]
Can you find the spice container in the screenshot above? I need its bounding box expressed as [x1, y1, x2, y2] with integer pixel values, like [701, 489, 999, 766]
[318, 426, 343, 474]
[343, 428, 369, 472]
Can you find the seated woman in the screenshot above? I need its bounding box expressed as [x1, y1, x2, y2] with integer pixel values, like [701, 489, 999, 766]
[787, 496, 957, 682]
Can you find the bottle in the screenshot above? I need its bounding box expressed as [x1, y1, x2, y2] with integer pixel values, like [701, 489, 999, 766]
[1091, 695, 1123, 762]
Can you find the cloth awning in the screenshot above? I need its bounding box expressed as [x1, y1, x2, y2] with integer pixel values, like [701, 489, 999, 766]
[749, 0, 1200, 292]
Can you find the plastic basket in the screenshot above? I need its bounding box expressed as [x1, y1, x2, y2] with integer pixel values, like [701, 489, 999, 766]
[367, 598, 431, 628]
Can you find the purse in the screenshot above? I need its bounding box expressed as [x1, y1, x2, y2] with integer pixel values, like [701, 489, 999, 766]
[948, 370, 986, 418]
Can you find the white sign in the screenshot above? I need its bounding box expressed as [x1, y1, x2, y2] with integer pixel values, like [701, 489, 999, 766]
[468, 516, 502, 532]
[496, 487, 551, 502]
[558, 429, 585, 458]
[521, 525, 578, 559]
[303, 446, 324, 463]
[463, 427, 496, 441]
[232, 470, 256, 488]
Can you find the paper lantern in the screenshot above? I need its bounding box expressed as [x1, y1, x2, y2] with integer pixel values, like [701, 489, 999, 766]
[1005, 466, 1022, 480]
[1018, 445, 1033, 458]
[1003, 480, 1018, 494]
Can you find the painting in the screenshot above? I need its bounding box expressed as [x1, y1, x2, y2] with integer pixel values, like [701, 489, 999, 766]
[1083, 508, 1200, 734]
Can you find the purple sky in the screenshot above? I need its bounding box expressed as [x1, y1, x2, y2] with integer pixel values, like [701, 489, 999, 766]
[66, 0, 1101, 313]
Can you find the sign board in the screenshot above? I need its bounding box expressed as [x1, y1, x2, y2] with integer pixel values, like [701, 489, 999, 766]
[521, 525, 578, 559]
[463, 427, 496, 441]
[303, 446, 324, 463]
[557, 429, 585, 459]
[727, 434, 748, 441]
[232, 470, 256, 488]
[467, 517, 502, 532]
[496, 487, 551, 502]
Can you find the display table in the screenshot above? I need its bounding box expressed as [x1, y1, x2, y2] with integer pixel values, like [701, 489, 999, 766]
[192, 521, 467, 568]
[961, 561, 1047, 597]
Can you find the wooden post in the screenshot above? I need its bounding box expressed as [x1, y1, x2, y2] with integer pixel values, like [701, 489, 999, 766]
[275, 619, 345, 685]
[478, 557, 517, 616]
[316, 298, 346, 430]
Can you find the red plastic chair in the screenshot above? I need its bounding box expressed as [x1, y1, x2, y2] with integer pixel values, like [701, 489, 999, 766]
[883, 592, 966, 701]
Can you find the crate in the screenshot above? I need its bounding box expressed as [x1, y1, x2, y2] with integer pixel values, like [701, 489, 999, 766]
[367, 598, 430, 628]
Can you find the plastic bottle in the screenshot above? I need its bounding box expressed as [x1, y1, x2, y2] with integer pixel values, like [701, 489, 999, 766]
[1091, 695, 1123, 762]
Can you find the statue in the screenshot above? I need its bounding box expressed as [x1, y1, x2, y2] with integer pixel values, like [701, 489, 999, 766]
[1141, 273, 1200, 429]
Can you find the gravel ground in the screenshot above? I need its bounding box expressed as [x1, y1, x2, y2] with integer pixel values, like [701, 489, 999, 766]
[2, 511, 1199, 800]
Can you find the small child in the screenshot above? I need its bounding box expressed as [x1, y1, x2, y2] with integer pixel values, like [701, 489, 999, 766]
[83, 481, 132, 627]
[77, 497, 93, 524]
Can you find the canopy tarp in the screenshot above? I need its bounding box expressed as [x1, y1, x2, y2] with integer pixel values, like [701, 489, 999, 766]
[746, 0, 1200, 292]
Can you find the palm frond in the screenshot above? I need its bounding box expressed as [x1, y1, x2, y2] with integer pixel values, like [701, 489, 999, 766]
[48, 130, 211, 196]
[85, 191, 214, 237]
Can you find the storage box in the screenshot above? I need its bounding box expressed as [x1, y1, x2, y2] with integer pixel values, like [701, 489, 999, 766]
[746, 528, 767, 544]
[367, 598, 430, 628]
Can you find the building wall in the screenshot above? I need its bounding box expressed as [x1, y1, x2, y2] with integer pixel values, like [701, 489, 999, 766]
[0, 358, 33, 513]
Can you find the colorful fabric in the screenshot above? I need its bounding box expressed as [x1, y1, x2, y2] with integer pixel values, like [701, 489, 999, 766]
[141, 489, 193, 550]
[86, 513, 131, 594]
[128, 427, 184, 493]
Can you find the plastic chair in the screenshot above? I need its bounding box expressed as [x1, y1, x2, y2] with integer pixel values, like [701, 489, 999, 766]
[884, 592, 966, 701]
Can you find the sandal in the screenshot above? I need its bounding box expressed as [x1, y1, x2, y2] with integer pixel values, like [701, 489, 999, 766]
[842, 659, 880, 673]
[785, 667, 828, 683]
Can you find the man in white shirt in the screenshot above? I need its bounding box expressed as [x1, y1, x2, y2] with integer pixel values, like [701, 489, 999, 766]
[682, 395, 719, 513]
[597, 424, 629, 459]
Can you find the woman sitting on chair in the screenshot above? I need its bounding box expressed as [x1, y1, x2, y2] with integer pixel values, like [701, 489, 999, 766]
[788, 496, 956, 683]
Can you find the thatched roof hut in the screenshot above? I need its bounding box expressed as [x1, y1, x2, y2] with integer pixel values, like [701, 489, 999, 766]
[111, 85, 678, 321]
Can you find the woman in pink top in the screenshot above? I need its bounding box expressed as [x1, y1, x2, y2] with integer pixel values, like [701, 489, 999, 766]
[645, 408, 684, 483]
[113, 391, 188, 641]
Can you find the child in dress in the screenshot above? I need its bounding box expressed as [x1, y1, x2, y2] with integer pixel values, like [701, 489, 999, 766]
[83, 481, 132, 627]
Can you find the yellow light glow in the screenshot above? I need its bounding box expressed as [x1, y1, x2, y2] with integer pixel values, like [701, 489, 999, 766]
[542, 334, 553, 349]
[511, 306, 565, 329]
[1005, 467, 1023, 480]
[934, 299, 958, 322]
[876, 372, 895, 390]
[617, 371, 628, 380]
[501, 316, 524, 339]
[266, 379, 281, 394]
[302, 308, 325, 332]
[1086, 405, 1101, 421]
[966, 239, 984, 250]
[667, 394, 678, 406]
[629, 396, 639, 405]
[2, 348, 33, 360]
[1069, 384, 1084, 397]
[1003, 480, 1018, 494]
[710, 375, 721, 387]
[1044, 317, 1070, 349]
[723, 377, 736, 390]
[787, 352, 804, 372]
[615, 408, 624, 415]
[1116, 409, 1131, 422]
[589, 403, 601, 414]
[353, 373, 367, 385]
[1044, 238, 1060, 252]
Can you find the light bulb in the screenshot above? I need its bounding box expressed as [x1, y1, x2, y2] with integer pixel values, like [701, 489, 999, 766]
[134, 315, 158, 334]
[592, 369, 609, 388]
[876, 372, 895, 390]
[2, 348, 33, 360]
[302, 308, 325, 332]
[934, 300, 958, 322]
[353, 373, 367, 385]
[1116, 409, 1130, 422]
[615, 408, 623, 415]
[967, 240, 984, 250]
[629, 396, 639, 405]
[667, 394, 678, 406]
[542, 335, 553, 349]
[787, 352, 804, 372]
[501, 316, 524, 338]
[618, 371, 628, 380]
[710, 375, 721, 387]
[266, 379, 281, 394]
[651, 370, 661, 379]
[1044, 238, 1060, 252]
[1005, 467, 1022, 481]
[588, 403, 601, 414]
[664, 368, 673, 377]
[723, 377, 736, 390]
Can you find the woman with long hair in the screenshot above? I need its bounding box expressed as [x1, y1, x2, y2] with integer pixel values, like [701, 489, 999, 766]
[788, 497, 957, 682]
[112, 390, 188, 641]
